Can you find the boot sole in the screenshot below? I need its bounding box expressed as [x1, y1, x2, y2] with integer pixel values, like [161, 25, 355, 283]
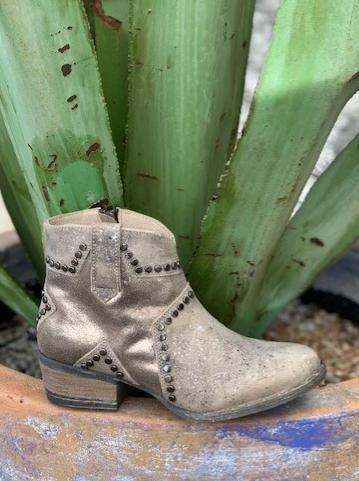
[39, 351, 326, 421]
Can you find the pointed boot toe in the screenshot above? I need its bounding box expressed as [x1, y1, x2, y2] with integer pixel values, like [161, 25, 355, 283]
[37, 207, 325, 421]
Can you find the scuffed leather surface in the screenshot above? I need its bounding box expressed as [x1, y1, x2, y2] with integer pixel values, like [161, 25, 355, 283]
[153, 285, 321, 413]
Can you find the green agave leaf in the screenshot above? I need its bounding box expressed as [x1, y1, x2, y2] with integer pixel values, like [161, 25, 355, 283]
[126, 0, 254, 267]
[0, 263, 38, 326]
[90, 0, 129, 170]
[0, 0, 123, 228]
[0, 124, 43, 277]
[254, 134, 359, 335]
[190, 0, 359, 334]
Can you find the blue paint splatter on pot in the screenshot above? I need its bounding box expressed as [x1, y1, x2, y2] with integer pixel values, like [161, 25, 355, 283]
[216, 413, 358, 450]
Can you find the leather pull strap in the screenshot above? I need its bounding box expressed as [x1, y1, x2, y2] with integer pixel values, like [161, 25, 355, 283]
[91, 224, 121, 302]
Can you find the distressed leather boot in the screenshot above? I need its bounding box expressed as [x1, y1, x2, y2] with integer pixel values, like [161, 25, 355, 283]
[37, 207, 325, 421]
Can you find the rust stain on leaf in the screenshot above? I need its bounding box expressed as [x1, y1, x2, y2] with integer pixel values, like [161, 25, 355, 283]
[67, 95, 77, 103]
[48, 155, 57, 169]
[61, 64, 72, 77]
[58, 44, 70, 54]
[137, 172, 159, 181]
[292, 258, 305, 267]
[92, 0, 122, 30]
[310, 237, 325, 247]
[86, 143, 101, 156]
[42, 186, 49, 201]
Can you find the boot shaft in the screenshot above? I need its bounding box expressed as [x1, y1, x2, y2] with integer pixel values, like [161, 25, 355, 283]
[37, 208, 187, 367]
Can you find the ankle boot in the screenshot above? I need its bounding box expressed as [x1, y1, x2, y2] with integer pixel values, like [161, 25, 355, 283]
[37, 207, 325, 421]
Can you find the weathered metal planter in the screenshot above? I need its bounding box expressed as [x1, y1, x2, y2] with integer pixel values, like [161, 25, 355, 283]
[0, 366, 358, 481]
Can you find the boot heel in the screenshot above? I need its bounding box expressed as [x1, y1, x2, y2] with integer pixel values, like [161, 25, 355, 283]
[39, 358, 128, 411]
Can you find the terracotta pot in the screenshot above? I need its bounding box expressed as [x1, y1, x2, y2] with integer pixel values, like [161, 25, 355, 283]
[0, 232, 358, 480]
[0, 366, 358, 481]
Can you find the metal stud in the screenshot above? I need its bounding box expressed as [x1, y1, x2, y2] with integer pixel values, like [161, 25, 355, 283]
[177, 303, 184, 311]
[164, 375, 173, 383]
[165, 317, 172, 325]
[71, 259, 78, 266]
[171, 262, 177, 270]
[120, 243, 128, 251]
[183, 296, 190, 304]
[45, 256, 50, 264]
[126, 251, 133, 259]
[42, 296, 48, 303]
[111, 365, 118, 372]
[161, 353, 170, 361]
[116, 371, 124, 378]
[45, 304, 51, 311]
[50, 260, 55, 267]
[69, 267, 76, 274]
[167, 385, 175, 393]
[79, 244, 87, 251]
[131, 259, 139, 266]
[154, 265, 162, 273]
[159, 334, 167, 341]
[100, 349, 107, 356]
[40, 308, 46, 315]
[161, 343, 168, 351]
[164, 264, 171, 271]
[162, 364, 171, 373]
[93, 354, 100, 361]
[157, 323, 165, 331]
[80, 363, 87, 369]
[176, 261, 181, 269]
[86, 359, 94, 367]
[75, 251, 82, 259]
[55, 262, 61, 270]
[172, 310, 178, 317]
[105, 357, 112, 364]
[188, 290, 194, 298]
[145, 266, 152, 273]
[135, 267, 143, 274]
[62, 265, 68, 272]
[168, 394, 176, 402]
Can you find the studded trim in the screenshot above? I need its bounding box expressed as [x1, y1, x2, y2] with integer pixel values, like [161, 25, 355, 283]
[74, 341, 135, 384]
[36, 288, 56, 325]
[119, 242, 181, 276]
[153, 285, 195, 403]
[80, 348, 125, 380]
[45, 243, 88, 274]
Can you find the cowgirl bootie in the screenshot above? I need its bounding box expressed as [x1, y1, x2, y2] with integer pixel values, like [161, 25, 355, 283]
[37, 207, 325, 421]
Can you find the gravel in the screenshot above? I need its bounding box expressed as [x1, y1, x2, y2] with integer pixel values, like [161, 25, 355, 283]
[265, 301, 359, 383]
[0, 316, 40, 378]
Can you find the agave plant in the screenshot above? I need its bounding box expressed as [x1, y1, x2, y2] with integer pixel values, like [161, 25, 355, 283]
[0, 0, 358, 336]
